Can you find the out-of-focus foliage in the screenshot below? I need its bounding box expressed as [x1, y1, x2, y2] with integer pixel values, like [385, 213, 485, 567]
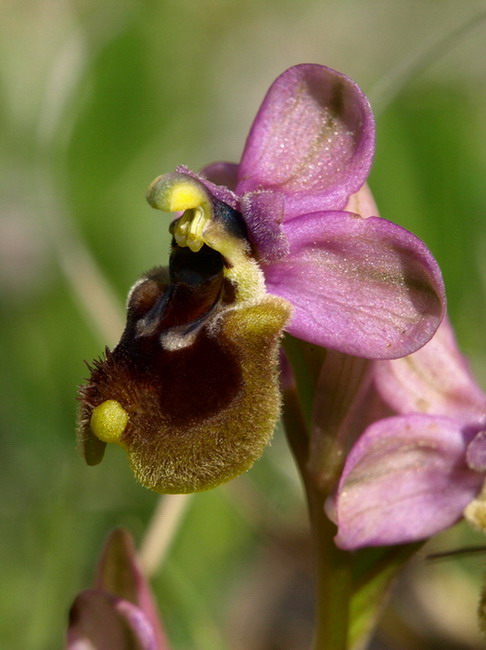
[1, 1, 486, 648]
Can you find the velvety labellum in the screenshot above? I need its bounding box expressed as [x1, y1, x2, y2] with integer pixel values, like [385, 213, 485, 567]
[78, 203, 290, 493]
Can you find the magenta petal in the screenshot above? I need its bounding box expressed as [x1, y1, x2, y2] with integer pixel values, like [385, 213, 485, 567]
[240, 190, 289, 261]
[374, 318, 486, 423]
[334, 415, 482, 549]
[236, 64, 375, 217]
[264, 211, 445, 359]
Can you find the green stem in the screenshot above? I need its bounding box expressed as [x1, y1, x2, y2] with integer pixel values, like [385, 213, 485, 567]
[283, 382, 351, 650]
[282, 338, 419, 650]
[306, 481, 352, 650]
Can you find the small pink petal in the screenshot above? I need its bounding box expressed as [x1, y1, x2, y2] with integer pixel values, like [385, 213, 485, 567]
[334, 415, 483, 549]
[343, 183, 380, 219]
[236, 64, 375, 218]
[374, 318, 486, 424]
[264, 211, 445, 359]
[200, 161, 239, 191]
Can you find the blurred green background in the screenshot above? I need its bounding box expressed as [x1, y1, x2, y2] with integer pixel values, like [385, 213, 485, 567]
[2, 1, 486, 648]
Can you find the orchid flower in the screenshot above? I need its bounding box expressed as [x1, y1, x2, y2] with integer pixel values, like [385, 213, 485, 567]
[333, 318, 486, 549]
[66, 529, 169, 650]
[77, 64, 445, 494]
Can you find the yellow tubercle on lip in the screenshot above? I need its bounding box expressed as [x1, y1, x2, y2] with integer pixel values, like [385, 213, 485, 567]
[90, 400, 129, 444]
